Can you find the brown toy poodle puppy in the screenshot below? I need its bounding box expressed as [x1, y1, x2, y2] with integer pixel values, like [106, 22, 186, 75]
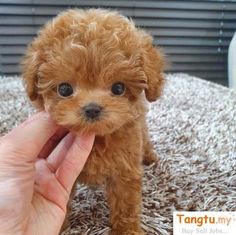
[21, 9, 165, 235]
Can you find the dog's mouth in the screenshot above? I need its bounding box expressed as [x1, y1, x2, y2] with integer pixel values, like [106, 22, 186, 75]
[70, 124, 115, 136]
[52, 106, 135, 136]
[66, 115, 127, 136]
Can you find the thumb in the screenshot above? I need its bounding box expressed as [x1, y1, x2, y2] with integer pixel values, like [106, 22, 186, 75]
[56, 132, 95, 193]
[0, 112, 59, 161]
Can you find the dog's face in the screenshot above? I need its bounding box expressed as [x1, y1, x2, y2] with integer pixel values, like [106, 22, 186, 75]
[36, 53, 147, 135]
[22, 9, 165, 135]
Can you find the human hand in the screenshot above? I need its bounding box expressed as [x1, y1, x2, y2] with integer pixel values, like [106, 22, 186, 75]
[0, 112, 95, 235]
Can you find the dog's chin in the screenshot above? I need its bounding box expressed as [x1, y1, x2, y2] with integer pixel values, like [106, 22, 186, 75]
[52, 112, 134, 136]
[69, 122, 125, 136]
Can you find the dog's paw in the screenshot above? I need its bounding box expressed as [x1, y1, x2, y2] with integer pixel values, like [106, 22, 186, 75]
[143, 151, 159, 165]
[110, 228, 144, 235]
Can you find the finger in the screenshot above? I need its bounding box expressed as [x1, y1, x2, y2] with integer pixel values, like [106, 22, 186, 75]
[35, 159, 70, 212]
[38, 127, 69, 159]
[46, 133, 75, 172]
[56, 133, 95, 193]
[2, 112, 60, 161]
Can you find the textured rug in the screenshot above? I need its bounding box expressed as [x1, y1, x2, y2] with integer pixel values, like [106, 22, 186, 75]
[0, 74, 236, 235]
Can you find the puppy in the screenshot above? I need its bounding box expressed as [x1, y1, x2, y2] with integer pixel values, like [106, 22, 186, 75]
[22, 9, 165, 235]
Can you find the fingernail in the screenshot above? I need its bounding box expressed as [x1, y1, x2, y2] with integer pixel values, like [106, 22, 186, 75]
[37, 111, 51, 120]
[74, 132, 95, 150]
[21, 112, 53, 128]
[60, 132, 74, 149]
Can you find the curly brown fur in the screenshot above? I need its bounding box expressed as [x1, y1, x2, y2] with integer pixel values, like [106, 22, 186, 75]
[21, 9, 165, 235]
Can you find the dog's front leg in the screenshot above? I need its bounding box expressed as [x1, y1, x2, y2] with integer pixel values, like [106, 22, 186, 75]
[106, 172, 144, 235]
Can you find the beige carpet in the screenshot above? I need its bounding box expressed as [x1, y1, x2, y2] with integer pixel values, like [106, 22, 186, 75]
[0, 74, 236, 235]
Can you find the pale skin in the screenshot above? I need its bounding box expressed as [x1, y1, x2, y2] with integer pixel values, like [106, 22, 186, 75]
[0, 112, 95, 235]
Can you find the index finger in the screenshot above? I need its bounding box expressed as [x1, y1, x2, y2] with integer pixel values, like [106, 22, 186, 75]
[1, 112, 60, 161]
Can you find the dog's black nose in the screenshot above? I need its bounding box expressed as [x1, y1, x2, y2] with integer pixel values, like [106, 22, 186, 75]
[83, 103, 102, 120]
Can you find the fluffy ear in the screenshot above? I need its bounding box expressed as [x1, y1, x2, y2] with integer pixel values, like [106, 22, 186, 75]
[21, 44, 44, 109]
[141, 36, 165, 102]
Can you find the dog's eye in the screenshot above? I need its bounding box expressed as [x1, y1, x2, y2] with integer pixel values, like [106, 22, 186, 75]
[57, 83, 73, 97]
[111, 82, 125, 95]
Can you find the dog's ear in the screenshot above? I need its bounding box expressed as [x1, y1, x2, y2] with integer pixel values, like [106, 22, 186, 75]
[141, 35, 165, 102]
[21, 43, 44, 109]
